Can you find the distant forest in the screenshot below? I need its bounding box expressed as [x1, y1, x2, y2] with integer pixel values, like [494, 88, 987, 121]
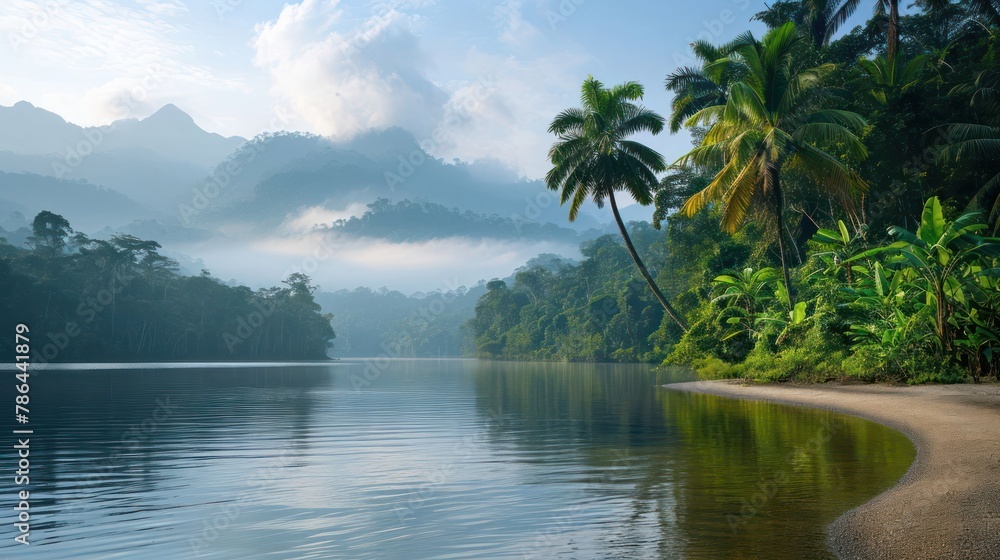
[467, 224, 678, 363]
[317, 284, 481, 358]
[0, 211, 335, 362]
[318, 198, 599, 242]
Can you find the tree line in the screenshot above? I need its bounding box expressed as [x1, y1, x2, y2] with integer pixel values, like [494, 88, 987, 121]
[0, 211, 335, 362]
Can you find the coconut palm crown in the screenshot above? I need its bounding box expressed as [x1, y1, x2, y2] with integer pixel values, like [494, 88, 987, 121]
[546, 76, 689, 331]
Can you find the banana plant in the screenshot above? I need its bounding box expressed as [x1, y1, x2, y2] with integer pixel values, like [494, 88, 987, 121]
[810, 219, 869, 284]
[849, 197, 1000, 354]
[711, 267, 779, 340]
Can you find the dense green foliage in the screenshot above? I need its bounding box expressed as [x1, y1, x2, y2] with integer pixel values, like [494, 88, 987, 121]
[467, 223, 690, 362]
[0, 212, 335, 362]
[470, 2, 1000, 383]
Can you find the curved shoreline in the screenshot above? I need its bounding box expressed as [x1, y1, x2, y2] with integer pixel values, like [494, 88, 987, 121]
[663, 380, 1000, 560]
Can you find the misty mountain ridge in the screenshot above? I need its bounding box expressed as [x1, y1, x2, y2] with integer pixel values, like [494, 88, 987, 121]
[189, 127, 604, 232]
[0, 101, 651, 291]
[0, 101, 245, 166]
[316, 198, 605, 243]
[0, 101, 246, 208]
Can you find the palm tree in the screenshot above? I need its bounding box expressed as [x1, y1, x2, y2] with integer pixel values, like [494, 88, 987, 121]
[830, 0, 904, 60]
[939, 68, 1000, 232]
[856, 54, 928, 104]
[674, 23, 868, 303]
[546, 77, 689, 332]
[803, 0, 851, 48]
[665, 40, 745, 133]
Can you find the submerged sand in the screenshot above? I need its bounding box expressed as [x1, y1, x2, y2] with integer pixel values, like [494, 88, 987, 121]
[664, 380, 1000, 560]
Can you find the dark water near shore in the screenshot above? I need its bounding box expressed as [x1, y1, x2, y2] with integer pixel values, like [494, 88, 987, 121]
[0, 360, 913, 559]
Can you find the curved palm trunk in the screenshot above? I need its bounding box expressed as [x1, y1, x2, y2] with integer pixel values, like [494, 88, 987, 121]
[608, 191, 689, 332]
[769, 167, 794, 307]
[887, 0, 900, 62]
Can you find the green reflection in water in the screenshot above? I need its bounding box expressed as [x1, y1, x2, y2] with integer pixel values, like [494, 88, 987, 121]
[473, 361, 914, 559]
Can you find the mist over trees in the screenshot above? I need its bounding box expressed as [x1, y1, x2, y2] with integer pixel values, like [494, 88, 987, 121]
[0, 211, 335, 362]
[318, 198, 601, 243]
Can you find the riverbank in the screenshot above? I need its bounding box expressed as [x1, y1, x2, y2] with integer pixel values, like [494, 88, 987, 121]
[664, 380, 1000, 560]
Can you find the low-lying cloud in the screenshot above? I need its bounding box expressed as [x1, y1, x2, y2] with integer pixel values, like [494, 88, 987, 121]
[252, 0, 448, 140]
[184, 231, 580, 293]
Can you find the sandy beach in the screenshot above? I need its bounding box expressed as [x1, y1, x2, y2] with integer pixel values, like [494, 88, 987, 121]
[664, 380, 1000, 560]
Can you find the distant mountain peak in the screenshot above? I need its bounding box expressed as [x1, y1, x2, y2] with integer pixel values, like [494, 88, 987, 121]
[4, 100, 67, 123]
[144, 103, 196, 126]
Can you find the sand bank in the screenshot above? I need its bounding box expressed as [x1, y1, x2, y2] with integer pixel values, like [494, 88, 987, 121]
[664, 381, 1000, 559]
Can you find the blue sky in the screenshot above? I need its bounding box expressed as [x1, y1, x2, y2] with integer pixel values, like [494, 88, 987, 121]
[0, 0, 871, 180]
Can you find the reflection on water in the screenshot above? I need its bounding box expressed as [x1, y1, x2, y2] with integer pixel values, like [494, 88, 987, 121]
[0, 360, 913, 559]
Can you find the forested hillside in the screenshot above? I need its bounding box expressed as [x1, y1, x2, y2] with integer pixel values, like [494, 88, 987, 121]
[469, 1, 1000, 383]
[318, 198, 601, 242]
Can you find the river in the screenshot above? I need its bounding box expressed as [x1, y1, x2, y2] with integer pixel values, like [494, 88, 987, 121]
[0, 360, 913, 559]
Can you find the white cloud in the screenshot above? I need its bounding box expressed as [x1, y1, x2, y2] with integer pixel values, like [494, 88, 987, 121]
[427, 47, 590, 179]
[252, 0, 448, 140]
[192, 231, 579, 291]
[0, 0, 244, 126]
[494, 0, 540, 46]
[0, 83, 18, 105]
[248, 0, 590, 179]
[281, 203, 370, 234]
[136, 0, 188, 17]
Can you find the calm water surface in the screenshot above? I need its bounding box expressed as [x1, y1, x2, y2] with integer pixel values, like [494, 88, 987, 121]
[0, 360, 914, 559]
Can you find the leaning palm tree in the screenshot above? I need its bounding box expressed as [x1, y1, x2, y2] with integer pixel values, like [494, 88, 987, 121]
[675, 23, 868, 303]
[546, 77, 689, 332]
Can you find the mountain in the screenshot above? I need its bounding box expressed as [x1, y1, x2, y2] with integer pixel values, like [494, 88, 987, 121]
[95, 104, 246, 168]
[189, 128, 603, 232]
[0, 102, 246, 207]
[0, 172, 154, 232]
[0, 149, 207, 208]
[0, 101, 81, 154]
